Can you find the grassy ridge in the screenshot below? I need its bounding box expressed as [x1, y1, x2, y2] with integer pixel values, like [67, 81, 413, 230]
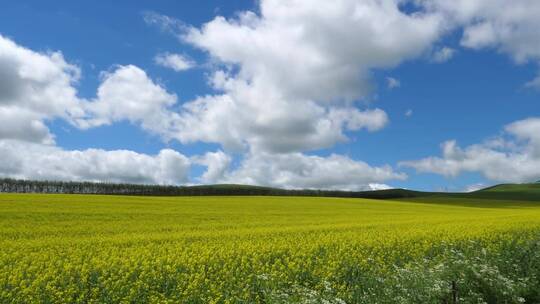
[2, 194, 540, 303]
[470, 183, 540, 201]
[411, 183, 540, 203]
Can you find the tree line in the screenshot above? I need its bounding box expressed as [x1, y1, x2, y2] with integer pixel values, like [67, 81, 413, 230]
[0, 178, 424, 199]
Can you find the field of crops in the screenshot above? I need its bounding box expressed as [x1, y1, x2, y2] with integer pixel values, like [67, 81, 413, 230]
[2, 194, 540, 303]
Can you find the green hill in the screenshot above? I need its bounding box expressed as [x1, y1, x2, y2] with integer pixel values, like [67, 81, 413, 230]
[465, 183, 540, 201]
[404, 183, 540, 203]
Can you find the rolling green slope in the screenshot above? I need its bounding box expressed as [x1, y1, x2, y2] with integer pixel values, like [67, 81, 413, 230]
[477, 183, 540, 194]
[399, 183, 540, 204]
[456, 183, 540, 201]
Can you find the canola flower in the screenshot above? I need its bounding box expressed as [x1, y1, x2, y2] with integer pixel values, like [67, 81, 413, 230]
[1, 194, 540, 303]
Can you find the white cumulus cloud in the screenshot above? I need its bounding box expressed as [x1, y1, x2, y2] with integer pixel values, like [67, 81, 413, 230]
[154, 52, 195, 71]
[431, 46, 455, 63]
[524, 75, 540, 91]
[167, 0, 444, 153]
[386, 77, 401, 89]
[0, 139, 191, 185]
[401, 117, 540, 183]
[75, 65, 181, 141]
[0, 34, 85, 144]
[0, 33, 405, 189]
[218, 152, 406, 191]
[0, 35, 184, 144]
[423, 0, 540, 84]
[192, 150, 232, 184]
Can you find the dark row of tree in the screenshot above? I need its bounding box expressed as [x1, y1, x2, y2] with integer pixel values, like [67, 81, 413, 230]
[0, 178, 425, 199]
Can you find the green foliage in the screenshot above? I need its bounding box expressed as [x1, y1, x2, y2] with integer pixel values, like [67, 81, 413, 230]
[0, 178, 427, 198]
[3, 178, 540, 202]
[1, 194, 540, 303]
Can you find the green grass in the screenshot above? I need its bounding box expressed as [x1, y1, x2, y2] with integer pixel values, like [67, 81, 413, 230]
[429, 183, 540, 202]
[2, 194, 540, 303]
[481, 183, 540, 192]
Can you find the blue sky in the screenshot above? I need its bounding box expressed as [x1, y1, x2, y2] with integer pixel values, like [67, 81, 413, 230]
[0, 0, 539, 191]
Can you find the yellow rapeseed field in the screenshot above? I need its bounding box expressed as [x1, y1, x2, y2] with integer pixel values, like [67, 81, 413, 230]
[1, 194, 540, 303]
